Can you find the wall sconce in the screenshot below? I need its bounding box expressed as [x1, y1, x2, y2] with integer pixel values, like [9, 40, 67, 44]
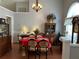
[32, 0, 43, 12]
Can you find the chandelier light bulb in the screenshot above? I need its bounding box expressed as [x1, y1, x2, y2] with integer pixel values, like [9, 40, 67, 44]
[32, 0, 43, 12]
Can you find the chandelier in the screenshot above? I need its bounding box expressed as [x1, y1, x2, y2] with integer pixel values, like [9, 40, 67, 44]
[32, 0, 43, 12]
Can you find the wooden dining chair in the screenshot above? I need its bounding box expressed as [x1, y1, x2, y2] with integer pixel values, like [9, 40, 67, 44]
[27, 39, 37, 59]
[18, 36, 28, 50]
[38, 40, 49, 59]
[49, 32, 56, 53]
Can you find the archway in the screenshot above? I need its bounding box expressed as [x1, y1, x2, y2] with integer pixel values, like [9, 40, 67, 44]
[67, 2, 79, 18]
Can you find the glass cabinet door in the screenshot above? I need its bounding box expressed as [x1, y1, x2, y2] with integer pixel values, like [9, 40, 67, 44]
[0, 24, 9, 36]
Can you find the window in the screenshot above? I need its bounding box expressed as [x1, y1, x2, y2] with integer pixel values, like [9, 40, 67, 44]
[64, 2, 79, 44]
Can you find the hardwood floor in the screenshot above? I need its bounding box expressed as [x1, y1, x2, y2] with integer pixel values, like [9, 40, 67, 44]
[0, 44, 62, 59]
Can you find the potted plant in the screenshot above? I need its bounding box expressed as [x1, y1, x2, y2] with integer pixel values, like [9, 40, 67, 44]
[47, 14, 56, 23]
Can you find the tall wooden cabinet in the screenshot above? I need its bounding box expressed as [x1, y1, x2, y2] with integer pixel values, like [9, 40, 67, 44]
[0, 18, 11, 57]
[44, 23, 56, 34]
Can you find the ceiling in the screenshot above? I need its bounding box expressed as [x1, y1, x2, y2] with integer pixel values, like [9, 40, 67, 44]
[13, 0, 28, 2]
[0, 0, 29, 12]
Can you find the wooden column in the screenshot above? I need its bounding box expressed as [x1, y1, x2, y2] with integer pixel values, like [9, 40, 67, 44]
[77, 20, 79, 43]
[71, 23, 74, 43]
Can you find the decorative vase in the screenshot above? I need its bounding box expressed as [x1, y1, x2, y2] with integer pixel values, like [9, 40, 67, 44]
[46, 14, 56, 23]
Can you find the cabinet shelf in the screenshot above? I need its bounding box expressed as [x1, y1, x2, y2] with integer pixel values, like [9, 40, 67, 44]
[44, 23, 56, 34]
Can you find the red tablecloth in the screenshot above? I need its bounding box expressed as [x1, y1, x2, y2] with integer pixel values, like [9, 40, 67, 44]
[19, 37, 51, 48]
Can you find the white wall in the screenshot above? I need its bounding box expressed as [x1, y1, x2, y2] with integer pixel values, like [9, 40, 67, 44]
[61, 37, 79, 59]
[14, 0, 64, 32]
[16, 1, 29, 12]
[62, 40, 70, 59]
[29, 0, 64, 33]
[70, 44, 79, 59]
[0, 6, 14, 43]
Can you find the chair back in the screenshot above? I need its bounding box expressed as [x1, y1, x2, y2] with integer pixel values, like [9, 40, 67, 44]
[39, 40, 48, 48]
[28, 39, 37, 48]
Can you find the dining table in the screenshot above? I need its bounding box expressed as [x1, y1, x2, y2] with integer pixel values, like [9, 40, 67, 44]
[19, 36, 51, 48]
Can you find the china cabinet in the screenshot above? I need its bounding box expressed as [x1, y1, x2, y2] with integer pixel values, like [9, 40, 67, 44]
[44, 23, 56, 34]
[0, 18, 11, 57]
